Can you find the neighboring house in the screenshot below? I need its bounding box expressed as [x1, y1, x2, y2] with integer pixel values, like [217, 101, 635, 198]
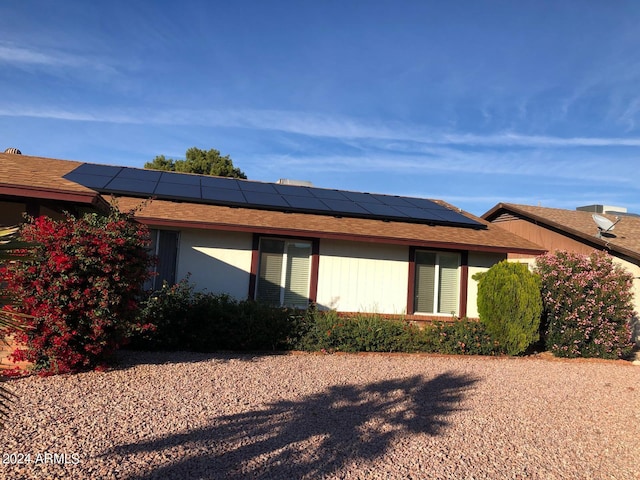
[1, 152, 544, 322]
[482, 203, 640, 343]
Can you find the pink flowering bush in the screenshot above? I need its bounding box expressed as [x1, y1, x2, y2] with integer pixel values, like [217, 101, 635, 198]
[535, 250, 635, 359]
[1, 209, 154, 375]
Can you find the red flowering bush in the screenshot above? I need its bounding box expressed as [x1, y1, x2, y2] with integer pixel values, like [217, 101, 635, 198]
[1, 209, 154, 375]
[535, 250, 635, 359]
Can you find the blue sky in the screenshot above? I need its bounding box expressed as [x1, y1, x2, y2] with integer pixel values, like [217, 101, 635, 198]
[2, 1, 640, 216]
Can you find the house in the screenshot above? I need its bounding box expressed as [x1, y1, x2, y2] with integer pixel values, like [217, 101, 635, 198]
[482, 203, 640, 343]
[0, 152, 545, 322]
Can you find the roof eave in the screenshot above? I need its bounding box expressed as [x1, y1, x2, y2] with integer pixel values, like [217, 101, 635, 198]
[0, 184, 110, 212]
[481, 203, 507, 221]
[133, 215, 545, 255]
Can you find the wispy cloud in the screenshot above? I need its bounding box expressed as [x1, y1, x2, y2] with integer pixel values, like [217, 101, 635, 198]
[4, 105, 640, 150]
[0, 42, 117, 74]
[0, 107, 125, 123]
[619, 96, 640, 131]
[252, 151, 640, 215]
[559, 53, 640, 132]
[253, 149, 637, 187]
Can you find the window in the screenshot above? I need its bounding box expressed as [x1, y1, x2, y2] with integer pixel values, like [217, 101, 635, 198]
[256, 238, 311, 308]
[147, 229, 179, 290]
[414, 251, 460, 315]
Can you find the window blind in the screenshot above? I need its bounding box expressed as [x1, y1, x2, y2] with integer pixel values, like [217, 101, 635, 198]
[438, 253, 459, 315]
[257, 239, 284, 304]
[256, 239, 311, 307]
[283, 243, 311, 307]
[414, 252, 436, 313]
[414, 250, 459, 315]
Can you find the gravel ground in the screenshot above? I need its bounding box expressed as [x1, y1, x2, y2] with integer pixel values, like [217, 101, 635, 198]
[0, 350, 638, 480]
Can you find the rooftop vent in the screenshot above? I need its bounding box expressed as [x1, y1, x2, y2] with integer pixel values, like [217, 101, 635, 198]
[3, 147, 21, 154]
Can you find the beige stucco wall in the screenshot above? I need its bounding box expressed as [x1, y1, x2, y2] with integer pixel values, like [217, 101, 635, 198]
[612, 258, 640, 311]
[466, 252, 508, 318]
[316, 239, 409, 314]
[177, 229, 253, 299]
[612, 257, 640, 345]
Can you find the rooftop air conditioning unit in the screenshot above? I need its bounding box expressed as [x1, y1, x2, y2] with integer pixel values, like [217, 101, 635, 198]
[576, 204, 627, 214]
[277, 179, 314, 187]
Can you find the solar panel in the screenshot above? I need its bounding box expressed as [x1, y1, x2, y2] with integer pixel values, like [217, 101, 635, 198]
[393, 206, 447, 223]
[69, 163, 123, 177]
[368, 194, 415, 207]
[282, 195, 331, 211]
[63, 172, 114, 189]
[200, 176, 240, 190]
[403, 197, 450, 211]
[242, 191, 290, 207]
[154, 182, 201, 199]
[340, 191, 384, 204]
[63, 163, 485, 228]
[308, 188, 348, 200]
[118, 168, 162, 181]
[273, 184, 314, 197]
[427, 209, 479, 225]
[319, 199, 371, 215]
[360, 203, 409, 218]
[238, 181, 277, 193]
[159, 172, 201, 186]
[105, 177, 157, 195]
[201, 186, 247, 204]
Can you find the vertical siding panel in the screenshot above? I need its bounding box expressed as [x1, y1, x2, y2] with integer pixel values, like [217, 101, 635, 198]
[316, 240, 408, 314]
[177, 229, 253, 300]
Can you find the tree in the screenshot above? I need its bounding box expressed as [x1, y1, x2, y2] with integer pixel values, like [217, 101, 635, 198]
[145, 147, 247, 178]
[473, 261, 542, 355]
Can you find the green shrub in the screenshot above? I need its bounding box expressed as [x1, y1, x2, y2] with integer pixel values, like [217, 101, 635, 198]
[535, 250, 635, 359]
[295, 312, 501, 355]
[131, 278, 195, 350]
[135, 283, 502, 357]
[134, 280, 307, 352]
[296, 311, 420, 353]
[184, 294, 306, 352]
[473, 261, 542, 355]
[417, 319, 502, 355]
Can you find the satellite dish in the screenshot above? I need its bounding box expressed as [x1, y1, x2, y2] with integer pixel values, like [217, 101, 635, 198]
[592, 214, 620, 238]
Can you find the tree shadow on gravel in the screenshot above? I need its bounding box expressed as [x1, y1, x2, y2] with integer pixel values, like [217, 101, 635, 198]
[106, 371, 479, 480]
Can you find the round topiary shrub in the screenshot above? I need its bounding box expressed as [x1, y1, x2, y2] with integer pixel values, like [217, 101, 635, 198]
[473, 260, 542, 355]
[535, 250, 635, 359]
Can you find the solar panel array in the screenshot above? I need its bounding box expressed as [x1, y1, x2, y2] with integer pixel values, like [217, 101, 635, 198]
[64, 163, 485, 228]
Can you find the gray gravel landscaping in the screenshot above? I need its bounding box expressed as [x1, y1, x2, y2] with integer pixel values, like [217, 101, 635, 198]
[0, 350, 638, 480]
